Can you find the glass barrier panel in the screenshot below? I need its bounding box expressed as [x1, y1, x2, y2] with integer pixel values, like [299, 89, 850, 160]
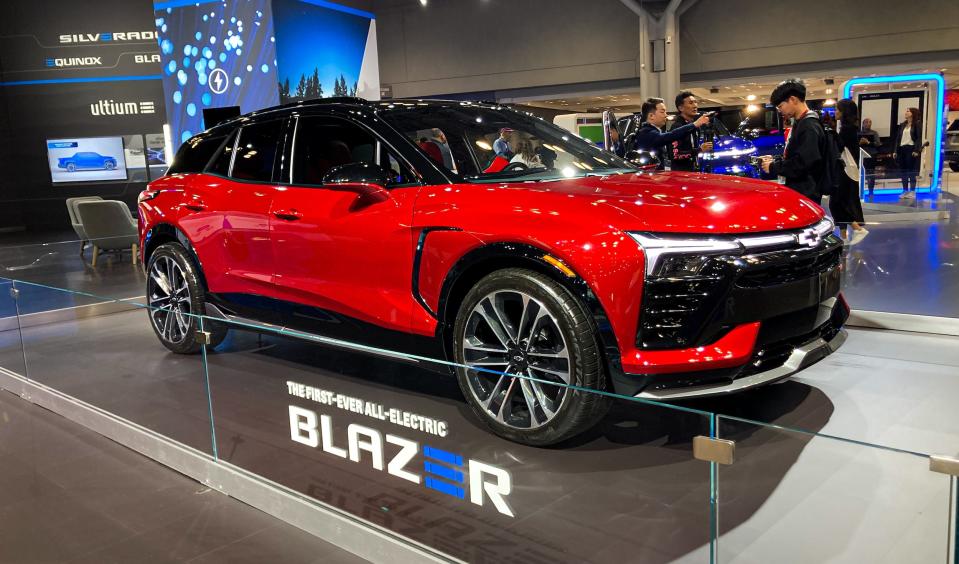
[202, 314, 715, 563]
[0, 237, 145, 303]
[0, 277, 26, 377]
[716, 415, 951, 563]
[12, 280, 215, 456]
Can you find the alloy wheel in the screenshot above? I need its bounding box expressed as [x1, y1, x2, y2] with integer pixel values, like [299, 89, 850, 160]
[148, 255, 193, 344]
[461, 290, 572, 429]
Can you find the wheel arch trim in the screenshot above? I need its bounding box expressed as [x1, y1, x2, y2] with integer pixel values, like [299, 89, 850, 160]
[435, 241, 624, 380]
[142, 223, 209, 291]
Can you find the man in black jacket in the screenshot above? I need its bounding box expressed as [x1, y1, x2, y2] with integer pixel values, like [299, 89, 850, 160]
[760, 79, 827, 204]
[670, 91, 714, 171]
[632, 97, 710, 170]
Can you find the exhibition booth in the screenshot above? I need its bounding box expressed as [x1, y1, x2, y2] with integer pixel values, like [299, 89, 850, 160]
[1, 0, 958, 563]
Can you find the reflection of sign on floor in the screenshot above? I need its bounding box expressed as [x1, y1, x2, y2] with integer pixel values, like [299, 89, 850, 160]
[288, 403, 515, 518]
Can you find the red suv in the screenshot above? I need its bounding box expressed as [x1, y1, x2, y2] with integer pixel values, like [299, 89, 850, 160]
[139, 98, 848, 446]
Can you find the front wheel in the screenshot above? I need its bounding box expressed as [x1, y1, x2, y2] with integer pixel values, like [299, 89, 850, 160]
[104, 161, 116, 170]
[453, 268, 611, 446]
[146, 243, 226, 354]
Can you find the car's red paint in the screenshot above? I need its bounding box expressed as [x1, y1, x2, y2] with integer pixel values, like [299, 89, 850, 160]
[140, 168, 828, 379]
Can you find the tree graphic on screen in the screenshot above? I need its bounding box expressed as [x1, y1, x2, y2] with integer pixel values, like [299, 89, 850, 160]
[279, 70, 357, 104]
[279, 67, 325, 104]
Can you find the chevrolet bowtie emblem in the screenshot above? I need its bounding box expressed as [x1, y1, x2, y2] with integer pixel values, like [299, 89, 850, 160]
[797, 228, 821, 248]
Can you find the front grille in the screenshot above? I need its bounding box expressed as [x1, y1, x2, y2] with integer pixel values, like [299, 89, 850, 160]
[737, 246, 842, 288]
[637, 234, 842, 350]
[639, 265, 728, 349]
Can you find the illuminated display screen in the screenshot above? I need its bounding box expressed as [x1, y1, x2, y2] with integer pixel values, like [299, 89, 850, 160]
[153, 0, 280, 146]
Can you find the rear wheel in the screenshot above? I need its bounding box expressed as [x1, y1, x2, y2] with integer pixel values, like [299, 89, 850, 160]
[146, 243, 226, 354]
[104, 161, 116, 170]
[453, 268, 611, 446]
[66, 163, 76, 172]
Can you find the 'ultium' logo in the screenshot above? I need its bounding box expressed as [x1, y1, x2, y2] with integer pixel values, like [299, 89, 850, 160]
[90, 100, 155, 116]
[59, 31, 157, 44]
[45, 57, 102, 68]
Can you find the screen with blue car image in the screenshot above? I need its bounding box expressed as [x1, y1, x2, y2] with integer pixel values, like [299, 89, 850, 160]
[154, 0, 280, 149]
[47, 137, 128, 184]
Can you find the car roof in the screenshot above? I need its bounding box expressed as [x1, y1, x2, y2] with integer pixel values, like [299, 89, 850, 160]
[201, 97, 504, 137]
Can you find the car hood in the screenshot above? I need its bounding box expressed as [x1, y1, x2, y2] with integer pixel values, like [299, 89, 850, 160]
[497, 172, 823, 234]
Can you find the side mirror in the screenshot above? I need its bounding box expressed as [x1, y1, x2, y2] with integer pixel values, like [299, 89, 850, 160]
[322, 162, 390, 203]
[625, 150, 661, 172]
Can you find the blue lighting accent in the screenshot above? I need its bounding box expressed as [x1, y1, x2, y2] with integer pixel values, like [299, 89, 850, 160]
[201, 92, 212, 106]
[296, 0, 375, 20]
[843, 73, 946, 192]
[424, 461, 465, 483]
[173, 90, 182, 104]
[154, 0, 221, 9]
[423, 445, 463, 467]
[101, 33, 113, 41]
[424, 477, 465, 499]
[186, 102, 197, 117]
[0, 75, 161, 86]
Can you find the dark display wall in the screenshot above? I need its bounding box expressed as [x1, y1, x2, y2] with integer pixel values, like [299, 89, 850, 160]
[0, 0, 166, 231]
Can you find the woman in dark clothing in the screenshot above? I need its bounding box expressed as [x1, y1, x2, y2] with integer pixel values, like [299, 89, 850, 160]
[830, 98, 868, 245]
[893, 107, 922, 199]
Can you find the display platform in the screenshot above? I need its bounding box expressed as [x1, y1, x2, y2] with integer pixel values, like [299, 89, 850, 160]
[0, 273, 955, 563]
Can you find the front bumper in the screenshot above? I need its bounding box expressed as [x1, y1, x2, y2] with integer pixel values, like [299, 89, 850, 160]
[612, 228, 848, 398]
[636, 300, 847, 400]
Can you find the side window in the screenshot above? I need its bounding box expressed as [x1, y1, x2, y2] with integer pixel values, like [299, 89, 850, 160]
[231, 119, 284, 182]
[207, 129, 238, 177]
[168, 132, 228, 174]
[383, 151, 418, 187]
[292, 116, 376, 185]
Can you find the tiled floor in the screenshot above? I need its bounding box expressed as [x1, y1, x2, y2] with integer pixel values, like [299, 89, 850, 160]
[0, 390, 368, 564]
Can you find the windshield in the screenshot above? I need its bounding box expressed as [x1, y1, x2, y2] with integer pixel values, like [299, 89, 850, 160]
[378, 103, 636, 182]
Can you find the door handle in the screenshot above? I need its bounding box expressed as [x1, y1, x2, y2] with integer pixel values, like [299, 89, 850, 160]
[273, 209, 303, 221]
[183, 199, 207, 212]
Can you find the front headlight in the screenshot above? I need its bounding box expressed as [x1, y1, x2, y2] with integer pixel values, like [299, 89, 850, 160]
[629, 218, 835, 277]
[701, 146, 757, 160]
[629, 233, 741, 277]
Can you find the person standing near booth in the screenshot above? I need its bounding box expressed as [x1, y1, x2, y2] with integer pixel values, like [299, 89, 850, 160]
[760, 79, 829, 205]
[832, 99, 868, 245]
[893, 107, 922, 200]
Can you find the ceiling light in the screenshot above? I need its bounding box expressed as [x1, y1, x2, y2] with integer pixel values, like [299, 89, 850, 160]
[746, 104, 759, 113]
[825, 88, 833, 94]
[419, 0, 427, 5]
[824, 99, 836, 106]
[746, 94, 756, 101]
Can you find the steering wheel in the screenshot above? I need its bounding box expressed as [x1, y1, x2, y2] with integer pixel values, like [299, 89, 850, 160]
[502, 162, 529, 172]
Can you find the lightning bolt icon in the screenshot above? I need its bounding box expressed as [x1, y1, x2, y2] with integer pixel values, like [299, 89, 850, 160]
[213, 73, 223, 90]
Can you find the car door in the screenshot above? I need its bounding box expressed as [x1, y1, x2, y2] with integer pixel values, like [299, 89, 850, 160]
[177, 119, 284, 300]
[269, 113, 421, 341]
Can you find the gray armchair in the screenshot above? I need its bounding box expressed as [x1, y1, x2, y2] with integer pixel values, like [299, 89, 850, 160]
[65, 196, 103, 255]
[75, 200, 139, 267]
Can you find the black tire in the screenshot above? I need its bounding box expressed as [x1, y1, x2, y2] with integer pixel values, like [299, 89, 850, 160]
[146, 243, 227, 354]
[66, 163, 76, 172]
[452, 268, 611, 446]
[104, 161, 116, 170]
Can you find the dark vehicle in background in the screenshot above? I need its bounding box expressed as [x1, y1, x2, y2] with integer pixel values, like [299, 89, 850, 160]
[57, 151, 118, 172]
[616, 111, 761, 177]
[721, 106, 786, 158]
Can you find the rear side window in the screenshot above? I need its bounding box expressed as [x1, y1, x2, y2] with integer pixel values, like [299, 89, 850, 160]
[231, 120, 284, 182]
[167, 132, 228, 174]
[208, 129, 238, 177]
